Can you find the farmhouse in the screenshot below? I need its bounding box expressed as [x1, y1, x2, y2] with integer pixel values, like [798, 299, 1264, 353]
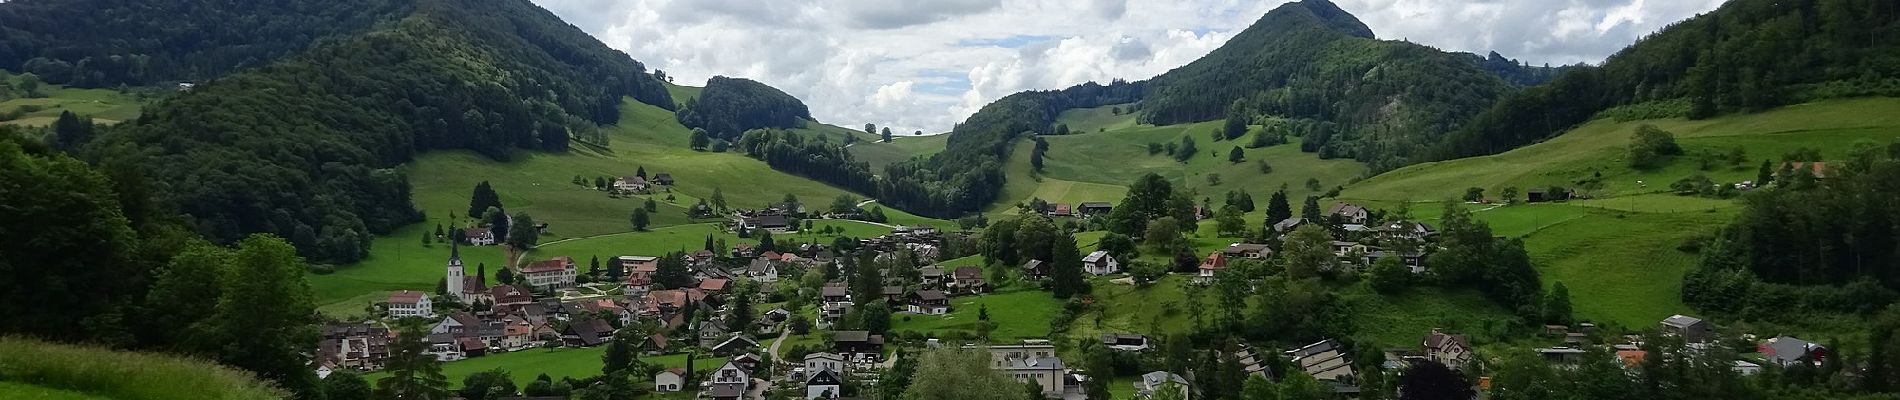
[654, 368, 685, 392]
[1761, 336, 1828, 367]
[1195, 252, 1228, 285]
[561, 318, 614, 347]
[952, 266, 989, 294]
[1222, 243, 1272, 259]
[614, 176, 648, 192]
[1272, 217, 1307, 234]
[919, 266, 946, 287]
[1021, 259, 1048, 279]
[708, 360, 751, 400]
[1135, 371, 1189, 399]
[739, 213, 794, 233]
[387, 291, 434, 318]
[652, 173, 675, 186]
[1047, 203, 1072, 217]
[1101, 333, 1150, 352]
[805, 352, 847, 374]
[747, 258, 780, 282]
[906, 290, 951, 315]
[806, 368, 843, 399]
[462, 227, 496, 246]
[1326, 203, 1370, 224]
[1078, 202, 1114, 215]
[832, 330, 885, 359]
[1082, 251, 1120, 275]
[1422, 329, 1474, 369]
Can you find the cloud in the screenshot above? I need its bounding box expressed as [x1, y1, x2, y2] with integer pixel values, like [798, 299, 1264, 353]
[532, 0, 1723, 134]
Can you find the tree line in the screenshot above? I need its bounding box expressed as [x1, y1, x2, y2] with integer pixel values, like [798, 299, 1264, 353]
[676, 76, 812, 141]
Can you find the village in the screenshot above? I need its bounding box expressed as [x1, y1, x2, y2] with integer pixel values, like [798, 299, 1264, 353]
[311, 172, 1832, 400]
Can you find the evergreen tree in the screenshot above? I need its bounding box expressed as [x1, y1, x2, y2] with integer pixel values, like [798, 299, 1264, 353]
[1300, 196, 1322, 221]
[468, 181, 503, 219]
[601, 331, 642, 375]
[1266, 190, 1292, 224]
[631, 208, 651, 231]
[1756, 159, 1774, 186]
[1228, 146, 1245, 163]
[1050, 233, 1086, 298]
[1544, 282, 1574, 325]
[654, 254, 694, 289]
[377, 325, 449, 400]
[711, 188, 728, 211]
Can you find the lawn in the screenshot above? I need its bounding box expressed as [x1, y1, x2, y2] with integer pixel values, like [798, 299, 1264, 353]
[0, 75, 150, 126]
[1035, 118, 1366, 205]
[366, 347, 727, 389]
[0, 382, 111, 400]
[1343, 97, 1900, 203]
[525, 221, 892, 265]
[309, 218, 512, 306]
[889, 289, 1064, 341]
[1520, 208, 1729, 327]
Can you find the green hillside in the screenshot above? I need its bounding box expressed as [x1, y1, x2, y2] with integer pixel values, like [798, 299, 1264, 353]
[847, 133, 949, 170]
[0, 76, 150, 126]
[0, 337, 289, 400]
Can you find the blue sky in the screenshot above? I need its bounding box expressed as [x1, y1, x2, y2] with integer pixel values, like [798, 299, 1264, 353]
[532, 0, 1726, 135]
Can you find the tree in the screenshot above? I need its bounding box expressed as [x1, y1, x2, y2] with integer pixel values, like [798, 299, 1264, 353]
[644, 198, 658, 212]
[631, 208, 651, 231]
[1628, 124, 1683, 169]
[506, 213, 538, 249]
[1143, 217, 1183, 250]
[1300, 196, 1322, 221]
[865, 123, 877, 136]
[1368, 255, 1411, 294]
[468, 181, 503, 219]
[17, 72, 41, 97]
[900, 350, 1031, 400]
[1097, 233, 1138, 261]
[1215, 207, 1246, 236]
[145, 241, 232, 348]
[1265, 190, 1292, 224]
[1283, 225, 1334, 280]
[654, 254, 694, 289]
[602, 331, 643, 375]
[690, 128, 711, 150]
[184, 235, 320, 396]
[1242, 375, 1279, 400]
[323, 371, 373, 400]
[711, 187, 728, 211]
[483, 207, 510, 242]
[1544, 282, 1573, 326]
[1500, 187, 1520, 205]
[1398, 360, 1474, 400]
[1463, 187, 1485, 203]
[50, 111, 95, 151]
[1228, 146, 1245, 163]
[1206, 173, 1222, 186]
[1050, 234, 1086, 298]
[460, 369, 517, 400]
[496, 267, 516, 286]
[377, 325, 449, 400]
[1174, 136, 1198, 162]
[881, 127, 894, 142]
[1756, 159, 1774, 186]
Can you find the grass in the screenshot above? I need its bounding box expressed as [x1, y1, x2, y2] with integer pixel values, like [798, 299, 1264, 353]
[848, 134, 951, 170]
[1028, 117, 1366, 214]
[1520, 208, 1728, 327]
[1065, 275, 1198, 343]
[0, 337, 288, 400]
[1054, 103, 1141, 134]
[309, 218, 511, 307]
[366, 346, 727, 389]
[527, 221, 891, 264]
[1344, 97, 1900, 203]
[0, 382, 112, 400]
[0, 76, 149, 126]
[1344, 285, 1517, 349]
[889, 289, 1065, 341]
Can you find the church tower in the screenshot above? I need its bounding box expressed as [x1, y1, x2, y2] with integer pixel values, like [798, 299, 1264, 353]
[446, 239, 465, 302]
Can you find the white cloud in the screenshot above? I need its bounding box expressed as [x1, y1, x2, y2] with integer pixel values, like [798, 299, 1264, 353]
[532, 0, 1724, 134]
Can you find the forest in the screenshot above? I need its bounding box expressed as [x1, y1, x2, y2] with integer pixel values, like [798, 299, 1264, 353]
[732, 128, 879, 196]
[25, 0, 676, 263]
[1433, 0, 1900, 160]
[0, 0, 413, 87]
[676, 76, 813, 141]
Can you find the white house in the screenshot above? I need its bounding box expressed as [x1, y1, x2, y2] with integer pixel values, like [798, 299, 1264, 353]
[462, 227, 496, 246]
[614, 176, 648, 192]
[387, 291, 434, 318]
[805, 369, 843, 399]
[805, 352, 846, 374]
[654, 368, 685, 392]
[1082, 251, 1120, 275]
[521, 256, 577, 290]
[1136, 371, 1189, 399]
[711, 360, 751, 387]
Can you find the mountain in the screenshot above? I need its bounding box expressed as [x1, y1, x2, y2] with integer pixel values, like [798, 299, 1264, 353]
[1138, 0, 1514, 171]
[1, 0, 677, 263]
[0, 0, 413, 87]
[677, 75, 814, 140]
[1432, 0, 1900, 160]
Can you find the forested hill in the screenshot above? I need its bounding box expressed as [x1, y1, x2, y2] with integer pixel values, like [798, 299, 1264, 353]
[1138, 0, 1514, 171]
[0, 0, 413, 88]
[1433, 0, 1900, 160]
[54, 0, 676, 263]
[677, 76, 814, 140]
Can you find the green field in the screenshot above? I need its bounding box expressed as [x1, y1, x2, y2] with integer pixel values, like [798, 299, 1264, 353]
[0, 75, 149, 126]
[889, 289, 1064, 341]
[0, 382, 112, 400]
[527, 221, 892, 264]
[310, 219, 512, 308]
[1034, 115, 1366, 210]
[1344, 98, 1900, 203]
[367, 347, 727, 389]
[847, 133, 950, 171]
[1054, 103, 1142, 134]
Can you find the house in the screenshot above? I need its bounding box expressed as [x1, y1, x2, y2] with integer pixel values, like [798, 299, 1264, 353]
[387, 291, 435, 318]
[463, 227, 497, 246]
[805, 369, 843, 399]
[501, 316, 535, 350]
[1761, 336, 1828, 367]
[986, 342, 1064, 397]
[882, 286, 906, 303]
[1195, 252, 1228, 285]
[709, 360, 751, 399]
[521, 256, 578, 290]
[1047, 203, 1072, 217]
[1021, 259, 1048, 279]
[1272, 218, 1307, 234]
[907, 290, 951, 315]
[561, 318, 614, 347]
[919, 266, 947, 287]
[614, 176, 647, 192]
[426, 333, 464, 361]
[1734, 360, 1764, 376]
[1286, 339, 1355, 381]
[1222, 243, 1272, 259]
[1661, 314, 1714, 343]
[320, 323, 391, 370]
[1327, 203, 1370, 224]
[747, 258, 779, 283]
[952, 266, 989, 294]
[1534, 347, 1586, 364]
[457, 337, 488, 358]
[1234, 345, 1271, 379]
[1101, 333, 1150, 352]
[1367, 250, 1425, 274]
[712, 335, 761, 355]
[617, 256, 660, 274]
[708, 383, 747, 400]
[1135, 371, 1189, 399]
[832, 331, 885, 358]
[623, 274, 652, 299]
[652, 173, 675, 186]
[1378, 221, 1437, 240]
[805, 352, 846, 373]
[740, 214, 794, 233]
[1329, 241, 1369, 257]
[1421, 329, 1474, 369]
[1078, 202, 1114, 215]
[654, 368, 685, 392]
[430, 313, 481, 336]
[491, 285, 533, 309]
[699, 278, 730, 292]
[1781, 161, 1828, 179]
[1082, 251, 1120, 275]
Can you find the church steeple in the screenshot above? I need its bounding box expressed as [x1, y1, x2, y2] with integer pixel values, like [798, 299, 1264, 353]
[447, 238, 465, 302]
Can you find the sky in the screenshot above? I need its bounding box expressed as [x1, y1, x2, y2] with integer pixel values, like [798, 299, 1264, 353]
[529, 0, 1726, 135]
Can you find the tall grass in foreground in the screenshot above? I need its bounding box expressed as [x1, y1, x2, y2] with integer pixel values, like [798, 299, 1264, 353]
[0, 337, 289, 400]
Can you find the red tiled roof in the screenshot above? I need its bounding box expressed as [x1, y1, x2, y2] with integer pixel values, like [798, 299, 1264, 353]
[388, 290, 426, 304]
[699, 279, 730, 291]
[1200, 252, 1228, 270]
[523, 256, 573, 274]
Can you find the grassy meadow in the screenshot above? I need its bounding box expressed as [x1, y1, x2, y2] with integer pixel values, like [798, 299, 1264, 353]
[0, 75, 149, 126]
[0, 338, 288, 400]
[365, 346, 728, 389]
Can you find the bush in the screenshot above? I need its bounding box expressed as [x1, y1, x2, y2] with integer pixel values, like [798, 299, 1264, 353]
[308, 264, 336, 275]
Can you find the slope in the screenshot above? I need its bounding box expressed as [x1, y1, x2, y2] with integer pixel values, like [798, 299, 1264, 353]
[848, 133, 949, 171]
[1038, 104, 1367, 202]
